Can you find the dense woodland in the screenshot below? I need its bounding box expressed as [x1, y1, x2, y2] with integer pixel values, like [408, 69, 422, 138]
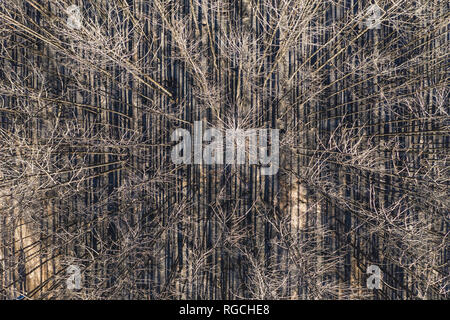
[0, 0, 448, 299]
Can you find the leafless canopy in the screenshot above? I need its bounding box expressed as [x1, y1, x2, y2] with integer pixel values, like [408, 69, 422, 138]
[0, 0, 448, 299]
